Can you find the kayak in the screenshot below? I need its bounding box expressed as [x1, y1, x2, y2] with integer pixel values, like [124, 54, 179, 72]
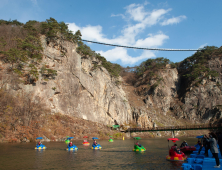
[166, 146, 187, 161]
[92, 144, 102, 150]
[108, 139, 113, 142]
[67, 145, 78, 151]
[133, 145, 146, 152]
[35, 144, 46, 149]
[180, 146, 196, 152]
[83, 141, 90, 146]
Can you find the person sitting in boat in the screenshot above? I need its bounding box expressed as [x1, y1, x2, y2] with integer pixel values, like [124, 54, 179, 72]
[174, 144, 181, 154]
[38, 141, 42, 146]
[93, 140, 97, 146]
[180, 140, 188, 148]
[84, 139, 87, 142]
[135, 141, 141, 147]
[68, 141, 73, 147]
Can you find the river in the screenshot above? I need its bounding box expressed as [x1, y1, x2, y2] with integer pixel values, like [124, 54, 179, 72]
[0, 137, 197, 170]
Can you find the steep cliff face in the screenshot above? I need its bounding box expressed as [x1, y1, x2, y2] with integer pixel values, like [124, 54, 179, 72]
[170, 57, 222, 122]
[142, 68, 179, 115]
[122, 52, 222, 128]
[122, 67, 181, 129]
[19, 36, 132, 126]
[1, 23, 221, 138]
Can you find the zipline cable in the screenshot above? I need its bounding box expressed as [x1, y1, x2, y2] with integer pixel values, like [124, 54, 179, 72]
[82, 39, 202, 51]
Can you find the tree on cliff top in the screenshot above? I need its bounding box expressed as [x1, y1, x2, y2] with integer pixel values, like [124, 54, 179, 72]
[0, 18, 122, 80]
[135, 57, 173, 76]
[178, 46, 220, 82]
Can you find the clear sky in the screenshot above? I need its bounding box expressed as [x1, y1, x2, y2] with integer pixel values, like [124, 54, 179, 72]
[1, 0, 222, 67]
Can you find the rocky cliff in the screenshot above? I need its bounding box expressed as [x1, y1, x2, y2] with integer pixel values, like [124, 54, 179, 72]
[122, 47, 222, 129]
[123, 66, 182, 129]
[13, 35, 132, 126]
[8, 38, 221, 130]
[0, 19, 222, 142]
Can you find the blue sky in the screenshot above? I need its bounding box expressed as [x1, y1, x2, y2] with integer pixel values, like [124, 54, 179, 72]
[1, 0, 222, 67]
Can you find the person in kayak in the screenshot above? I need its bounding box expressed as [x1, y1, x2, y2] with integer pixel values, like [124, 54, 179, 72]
[180, 140, 188, 148]
[68, 141, 73, 147]
[174, 144, 181, 154]
[135, 141, 141, 147]
[93, 140, 97, 146]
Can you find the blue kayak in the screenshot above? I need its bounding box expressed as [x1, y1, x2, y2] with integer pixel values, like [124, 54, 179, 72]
[67, 145, 78, 151]
[35, 144, 46, 149]
[92, 144, 102, 150]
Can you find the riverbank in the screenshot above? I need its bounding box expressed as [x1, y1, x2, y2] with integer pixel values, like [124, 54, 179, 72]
[0, 120, 210, 143]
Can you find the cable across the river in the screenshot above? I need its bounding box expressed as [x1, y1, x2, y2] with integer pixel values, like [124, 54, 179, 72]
[82, 39, 202, 51]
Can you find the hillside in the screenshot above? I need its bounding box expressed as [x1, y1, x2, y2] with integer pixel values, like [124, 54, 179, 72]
[0, 18, 128, 142]
[121, 47, 222, 129]
[0, 18, 221, 142]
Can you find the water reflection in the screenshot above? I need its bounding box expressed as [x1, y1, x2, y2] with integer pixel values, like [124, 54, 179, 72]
[66, 150, 77, 161]
[83, 145, 90, 150]
[34, 149, 45, 169]
[35, 149, 45, 154]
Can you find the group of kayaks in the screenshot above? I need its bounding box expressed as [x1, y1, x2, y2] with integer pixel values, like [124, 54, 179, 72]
[166, 137, 203, 162]
[35, 135, 199, 163]
[35, 136, 146, 152]
[166, 138, 188, 161]
[35, 136, 103, 150]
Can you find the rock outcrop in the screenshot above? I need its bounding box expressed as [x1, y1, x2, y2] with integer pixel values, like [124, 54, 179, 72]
[17, 36, 132, 126]
[124, 53, 222, 127]
[1, 32, 222, 133]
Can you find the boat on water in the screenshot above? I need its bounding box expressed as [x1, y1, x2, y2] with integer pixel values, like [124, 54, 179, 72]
[82, 136, 90, 146]
[133, 137, 146, 152]
[67, 145, 78, 151]
[166, 138, 187, 161]
[92, 137, 102, 150]
[66, 137, 78, 151]
[180, 146, 196, 153]
[35, 137, 46, 149]
[108, 136, 113, 142]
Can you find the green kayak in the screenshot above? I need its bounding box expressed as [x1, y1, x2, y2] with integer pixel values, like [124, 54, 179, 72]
[133, 145, 146, 152]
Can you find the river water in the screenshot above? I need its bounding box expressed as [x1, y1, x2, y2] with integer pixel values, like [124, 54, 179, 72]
[0, 137, 197, 170]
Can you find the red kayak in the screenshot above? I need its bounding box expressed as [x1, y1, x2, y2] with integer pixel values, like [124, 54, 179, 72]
[166, 138, 187, 161]
[166, 146, 187, 161]
[82, 136, 90, 146]
[180, 146, 196, 152]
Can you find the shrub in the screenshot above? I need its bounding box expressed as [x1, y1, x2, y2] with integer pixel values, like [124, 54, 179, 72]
[0, 19, 59, 83]
[179, 46, 220, 83]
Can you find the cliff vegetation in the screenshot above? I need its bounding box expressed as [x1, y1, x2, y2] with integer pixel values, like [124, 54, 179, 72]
[0, 18, 222, 142]
[0, 18, 124, 142]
